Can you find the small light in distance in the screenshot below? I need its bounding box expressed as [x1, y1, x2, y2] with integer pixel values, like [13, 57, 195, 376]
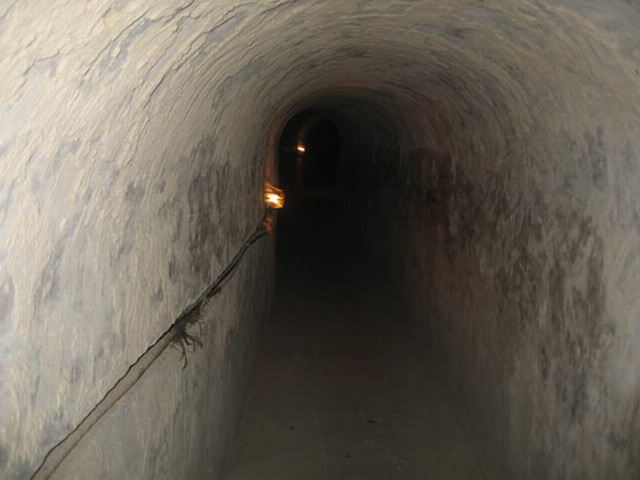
[296, 144, 306, 153]
[264, 183, 285, 209]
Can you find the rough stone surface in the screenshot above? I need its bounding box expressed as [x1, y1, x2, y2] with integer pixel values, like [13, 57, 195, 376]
[0, 1, 639, 479]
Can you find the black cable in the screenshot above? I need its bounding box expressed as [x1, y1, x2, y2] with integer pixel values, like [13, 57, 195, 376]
[32, 210, 272, 480]
[173, 209, 269, 331]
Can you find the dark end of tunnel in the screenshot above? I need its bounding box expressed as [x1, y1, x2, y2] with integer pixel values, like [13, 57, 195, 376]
[271, 100, 403, 289]
[278, 110, 340, 195]
[273, 108, 379, 300]
[275, 110, 344, 284]
[272, 106, 405, 331]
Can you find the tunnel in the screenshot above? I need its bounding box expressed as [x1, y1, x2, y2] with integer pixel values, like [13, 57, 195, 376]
[1, 1, 640, 479]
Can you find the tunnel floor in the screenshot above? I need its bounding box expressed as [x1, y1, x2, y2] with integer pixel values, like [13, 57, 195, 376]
[221, 191, 488, 479]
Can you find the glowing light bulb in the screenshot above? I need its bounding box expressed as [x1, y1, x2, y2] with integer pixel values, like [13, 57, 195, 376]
[264, 183, 285, 209]
[296, 144, 306, 153]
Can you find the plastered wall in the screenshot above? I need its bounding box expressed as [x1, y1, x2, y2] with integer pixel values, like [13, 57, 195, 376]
[1, 1, 639, 479]
[0, 2, 276, 478]
[332, 4, 640, 478]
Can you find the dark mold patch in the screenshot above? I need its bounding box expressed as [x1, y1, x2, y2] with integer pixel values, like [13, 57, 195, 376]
[168, 255, 178, 280]
[187, 167, 216, 280]
[202, 10, 248, 44]
[0, 137, 15, 159]
[114, 216, 136, 261]
[584, 127, 608, 190]
[447, 27, 475, 39]
[0, 179, 15, 230]
[99, 18, 153, 76]
[538, 345, 549, 379]
[260, 0, 300, 19]
[30, 373, 42, 409]
[0, 272, 14, 335]
[0, 444, 8, 470]
[584, 234, 607, 345]
[125, 183, 145, 203]
[31, 138, 81, 210]
[33, 244, 65, 307]
[211, 59, 264, 110]
[152, 284, 164, 303]
[70, 360, 83, 385]
[155, 179, 166, 193]
[33, 203, 85, 309]
[25, 53, 60, 79]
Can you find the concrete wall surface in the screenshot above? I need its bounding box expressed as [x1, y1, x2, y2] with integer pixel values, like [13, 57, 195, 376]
[0, 1, 275, 478]
[0, 1, 639, 479]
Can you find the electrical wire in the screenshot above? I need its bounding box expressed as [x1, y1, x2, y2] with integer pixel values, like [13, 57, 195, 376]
[32, 210, 272, 480]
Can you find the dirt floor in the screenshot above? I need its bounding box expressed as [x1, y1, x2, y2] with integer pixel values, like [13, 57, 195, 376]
[220, 192, 489, 480]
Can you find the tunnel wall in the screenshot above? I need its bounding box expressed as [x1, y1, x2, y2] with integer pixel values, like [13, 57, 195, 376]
[0, 2, 275, 478]
[270, 3, 640, 478]
[2, 1, 640, 479]
[354, 100, 640, 478]
[338, 8, 640, 480]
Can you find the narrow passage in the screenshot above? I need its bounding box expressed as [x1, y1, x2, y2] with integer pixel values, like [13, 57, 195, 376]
[221, 192, 488, 479]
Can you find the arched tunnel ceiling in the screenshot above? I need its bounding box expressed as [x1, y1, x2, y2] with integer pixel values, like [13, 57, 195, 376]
[4, 0, 639, 166]
[1, 1, 640, 479]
